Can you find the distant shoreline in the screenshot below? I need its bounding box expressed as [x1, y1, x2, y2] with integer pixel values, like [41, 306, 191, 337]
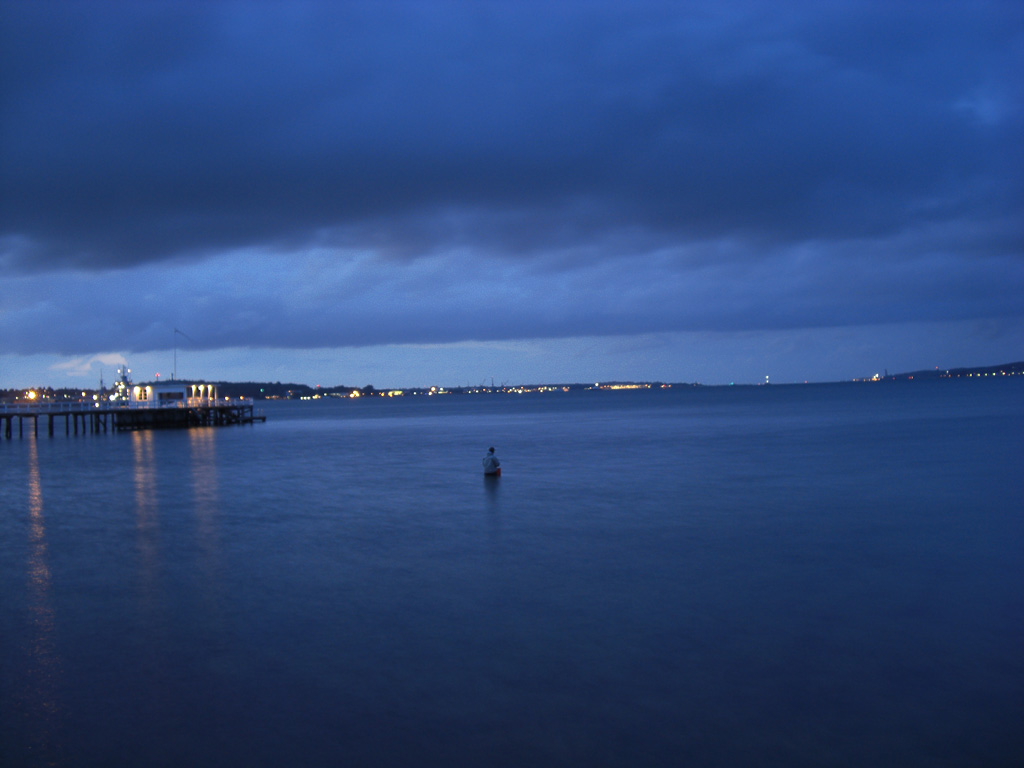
[2, 361, 1020, 404]
[851, 360, 1023, 383]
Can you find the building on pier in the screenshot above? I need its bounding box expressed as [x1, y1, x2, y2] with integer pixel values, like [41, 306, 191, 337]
[130, 381, 218, 407]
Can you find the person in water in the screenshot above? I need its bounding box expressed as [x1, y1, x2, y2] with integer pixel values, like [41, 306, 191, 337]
[482, 446, 501, 475]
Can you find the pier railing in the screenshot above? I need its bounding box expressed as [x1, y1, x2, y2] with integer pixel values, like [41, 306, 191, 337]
[0, 398, 254, 414]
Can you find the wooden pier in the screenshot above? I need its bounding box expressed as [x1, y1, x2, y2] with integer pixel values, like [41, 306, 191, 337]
[1, 400, 265, 439]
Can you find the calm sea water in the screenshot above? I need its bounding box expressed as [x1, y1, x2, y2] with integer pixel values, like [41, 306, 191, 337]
[2, 380, 1022, 767]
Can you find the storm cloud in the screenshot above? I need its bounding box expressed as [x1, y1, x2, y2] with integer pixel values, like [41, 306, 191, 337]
[1, 0, 1021, 383]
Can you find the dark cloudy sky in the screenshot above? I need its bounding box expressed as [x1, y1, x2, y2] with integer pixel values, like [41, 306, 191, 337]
[2, 0, 1022, 388]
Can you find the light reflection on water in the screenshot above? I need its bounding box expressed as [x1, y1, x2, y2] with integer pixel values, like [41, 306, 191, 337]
[191, 427, 221, 557]
[131, 430, 160, 605]
[190, 428, 227, 639]
[24, 432, 61, 763]
[190, 427, 220, 525]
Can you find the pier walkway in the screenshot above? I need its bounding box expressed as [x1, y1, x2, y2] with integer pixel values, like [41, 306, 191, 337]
[1, 399, 265, 439]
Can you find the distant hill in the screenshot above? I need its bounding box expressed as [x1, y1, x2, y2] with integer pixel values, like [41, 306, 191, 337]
[870, 361, 1023, 381]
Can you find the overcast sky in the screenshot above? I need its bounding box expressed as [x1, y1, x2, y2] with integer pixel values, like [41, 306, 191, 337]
[2, 0, 1021, 388]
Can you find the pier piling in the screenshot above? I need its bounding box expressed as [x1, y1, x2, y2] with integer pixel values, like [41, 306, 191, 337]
[1, 400, 264, 439]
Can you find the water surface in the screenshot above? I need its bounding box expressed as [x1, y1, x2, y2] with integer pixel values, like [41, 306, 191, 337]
[2, 380, 1022, 766]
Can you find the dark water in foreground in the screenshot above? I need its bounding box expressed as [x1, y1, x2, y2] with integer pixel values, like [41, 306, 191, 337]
[2, 380, 1022, 767]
